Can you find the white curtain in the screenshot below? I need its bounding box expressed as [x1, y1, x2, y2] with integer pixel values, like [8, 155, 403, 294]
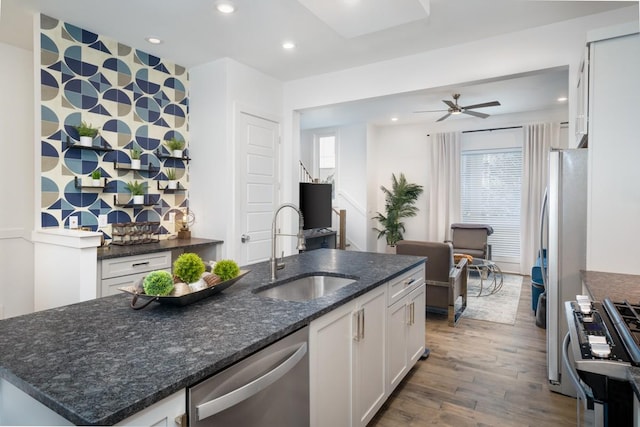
[520, 123, 559, 274]
[426, 132, 461, 242]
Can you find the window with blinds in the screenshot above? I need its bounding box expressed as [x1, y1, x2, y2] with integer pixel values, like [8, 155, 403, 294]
[460, 148, 522, 261]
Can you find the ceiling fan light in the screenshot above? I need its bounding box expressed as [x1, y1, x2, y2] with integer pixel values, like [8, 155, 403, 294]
[451, 110, 462, 115]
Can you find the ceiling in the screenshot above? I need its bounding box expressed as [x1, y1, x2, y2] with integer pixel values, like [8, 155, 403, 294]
[299, 67, 570, 129]
[0, 0, 635, 128]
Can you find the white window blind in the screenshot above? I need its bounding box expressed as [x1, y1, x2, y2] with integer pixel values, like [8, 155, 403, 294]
[460, 148, 522, 260]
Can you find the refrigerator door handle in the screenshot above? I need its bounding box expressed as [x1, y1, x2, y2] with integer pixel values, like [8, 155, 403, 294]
[539, 187, 548, 289]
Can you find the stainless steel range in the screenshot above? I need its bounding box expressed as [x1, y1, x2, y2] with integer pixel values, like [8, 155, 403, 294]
[564, 297, 637, 426]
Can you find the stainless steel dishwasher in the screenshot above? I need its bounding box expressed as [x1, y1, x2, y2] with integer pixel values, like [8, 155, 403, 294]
[187, 326, 309, 426]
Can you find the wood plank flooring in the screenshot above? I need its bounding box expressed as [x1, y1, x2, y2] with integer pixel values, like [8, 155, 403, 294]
[369, 276, 577, 426]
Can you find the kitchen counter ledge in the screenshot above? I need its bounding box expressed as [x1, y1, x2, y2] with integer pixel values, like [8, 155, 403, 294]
[0, 250, 424, 425]
[580, 270, 640, 303]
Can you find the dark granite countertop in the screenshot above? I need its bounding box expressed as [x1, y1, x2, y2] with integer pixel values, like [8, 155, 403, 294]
[580, 270, 640, 303]
[97, 237, 223, 260]
[0, 249, 425, 425]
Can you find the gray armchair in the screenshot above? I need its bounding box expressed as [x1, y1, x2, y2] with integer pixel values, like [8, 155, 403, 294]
[396, 240, 468, 326]
[448, 223, 494, 260]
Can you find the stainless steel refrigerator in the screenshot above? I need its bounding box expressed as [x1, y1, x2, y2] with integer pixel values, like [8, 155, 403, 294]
[539, 148, 587, 397]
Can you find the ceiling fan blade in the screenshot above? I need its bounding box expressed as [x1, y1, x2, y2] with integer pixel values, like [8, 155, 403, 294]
[462, 101, 501, 109]
[463, 110, 490, 119]
[436, 113, 452, 122]
[413, 109, 448, 113]
[443, 100, 457, 109]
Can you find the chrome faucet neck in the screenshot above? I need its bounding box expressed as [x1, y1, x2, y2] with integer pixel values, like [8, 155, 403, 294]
[271, 203, 305, 282]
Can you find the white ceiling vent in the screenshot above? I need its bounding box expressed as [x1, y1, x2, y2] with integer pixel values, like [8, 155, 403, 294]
[296, 0, 430, 39]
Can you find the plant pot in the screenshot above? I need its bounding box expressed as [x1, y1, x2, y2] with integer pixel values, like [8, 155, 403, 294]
[92, 179, 101, 187]
[131, 159, 141, 169]
[172, 149, 183, 158]
[168, 180, 178, 190]
[386, 245, 397, 254]
[79, 136, 93, 147]
[132, 195, 144, 205]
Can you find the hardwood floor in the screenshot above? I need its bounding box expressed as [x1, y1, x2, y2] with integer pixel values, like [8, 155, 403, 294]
[369, 276, 577, 426]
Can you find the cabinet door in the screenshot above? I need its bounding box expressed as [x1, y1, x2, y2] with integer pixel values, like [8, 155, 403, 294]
[386, 298, 409, 392]
[309, 300, 354, 427]
[353, 286, 387, 427]
[101, 269, 171, 297]
[407, 284, 426, 365]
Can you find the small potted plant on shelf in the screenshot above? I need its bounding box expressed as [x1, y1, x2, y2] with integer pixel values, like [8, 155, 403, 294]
[164, 137, 185, 158]
[130, 146, 142, 169]
[74, 121, 99, 147]
[90, 169, 101, 186]
[125, 180, 146, 205]
[166, 168, 178, 189]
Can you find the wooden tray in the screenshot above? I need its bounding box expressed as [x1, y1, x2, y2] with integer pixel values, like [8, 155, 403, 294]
[119, 270, 250, 309]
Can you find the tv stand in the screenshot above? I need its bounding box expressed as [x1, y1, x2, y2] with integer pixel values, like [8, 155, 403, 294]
[303, 229, 337, 251]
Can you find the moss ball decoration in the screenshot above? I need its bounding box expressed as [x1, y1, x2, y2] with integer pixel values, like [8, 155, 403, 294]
[213, 259, 240, 281]
[173, 253, 206, 284]
[143, 270, 174, 296]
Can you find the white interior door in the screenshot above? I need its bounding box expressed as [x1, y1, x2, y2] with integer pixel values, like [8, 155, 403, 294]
[237, 112, 280, 266]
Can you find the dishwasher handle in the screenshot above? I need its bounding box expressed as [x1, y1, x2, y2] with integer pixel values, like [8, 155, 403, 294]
[196, 342, 308, 421]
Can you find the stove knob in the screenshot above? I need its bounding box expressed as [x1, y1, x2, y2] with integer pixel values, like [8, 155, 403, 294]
[590, 343, 611, 358]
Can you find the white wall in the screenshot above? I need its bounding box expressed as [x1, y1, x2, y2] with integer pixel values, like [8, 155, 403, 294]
[0, 42, 34, 318]
[300, 124, 368, 251]
[190, 58, 283, 260]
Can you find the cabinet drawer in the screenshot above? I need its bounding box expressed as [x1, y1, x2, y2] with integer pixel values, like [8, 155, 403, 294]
[101, 251, 171, 279]
[101, 271, 171, 297]
[387, 265, 424, 307]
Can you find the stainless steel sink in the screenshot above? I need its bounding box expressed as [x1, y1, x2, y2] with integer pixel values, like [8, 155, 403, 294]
[255, 275, 357, 302]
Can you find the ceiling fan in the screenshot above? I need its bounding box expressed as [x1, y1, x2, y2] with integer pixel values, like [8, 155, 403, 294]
[414, 93, 501, 122]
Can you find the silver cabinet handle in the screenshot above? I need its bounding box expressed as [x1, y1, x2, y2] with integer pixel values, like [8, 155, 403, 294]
[241, 234, 251, 243]
[411, 302, 415, 325]
[196, 342, 307, 420]
[360, 308, 365, 340]
[404, 278, 416, 287]
[132, 261, 150, 267]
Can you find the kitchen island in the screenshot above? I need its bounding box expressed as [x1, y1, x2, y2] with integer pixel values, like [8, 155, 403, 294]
[0, 249, 425, 425]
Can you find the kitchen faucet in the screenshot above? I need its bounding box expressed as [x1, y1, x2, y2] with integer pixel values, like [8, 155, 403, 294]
[271, 203, 306, 281]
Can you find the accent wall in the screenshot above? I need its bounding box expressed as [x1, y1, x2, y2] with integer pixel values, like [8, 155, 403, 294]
[39, 14, 189, 240]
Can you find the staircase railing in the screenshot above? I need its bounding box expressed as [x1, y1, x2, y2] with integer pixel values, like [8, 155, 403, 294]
[299, 161, 314, 183]
[332, 208, 347, 250]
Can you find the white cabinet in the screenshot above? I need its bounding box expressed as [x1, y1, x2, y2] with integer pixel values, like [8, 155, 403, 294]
[585, 25, 640, 275]
[0, 377, 185, 427]
[98, 251, 172, 297]
[575, 45, 589, 146]
[115, 389, 186, 427]
[386, 266, 425, 393]
[353, 286, 387, 427]
[309, 285, 387, 427]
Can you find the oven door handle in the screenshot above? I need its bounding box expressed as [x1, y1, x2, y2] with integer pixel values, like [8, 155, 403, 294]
[196, 342, 307, 421]
[562, 332, 592, 410]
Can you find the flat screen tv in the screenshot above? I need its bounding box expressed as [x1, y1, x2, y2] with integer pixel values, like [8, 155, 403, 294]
[299, 183, 332, 230]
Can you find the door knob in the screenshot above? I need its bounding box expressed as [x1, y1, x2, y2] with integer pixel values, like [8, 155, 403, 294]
[241, 234, 251, 243]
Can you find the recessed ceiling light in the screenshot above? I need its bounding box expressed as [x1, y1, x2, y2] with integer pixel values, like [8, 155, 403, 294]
[216, 3, 235, 14]
[391, 117, 398, 122]
[282, 41, 296, 50]
[557, 97, 568, 102]
[146, 37, 162, 45]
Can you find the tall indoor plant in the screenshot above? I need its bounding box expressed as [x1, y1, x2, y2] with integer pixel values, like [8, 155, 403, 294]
[373, 173, 424, 250]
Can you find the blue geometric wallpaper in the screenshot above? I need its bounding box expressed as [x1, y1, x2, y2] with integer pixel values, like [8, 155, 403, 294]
[39, 14, 189, 240]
